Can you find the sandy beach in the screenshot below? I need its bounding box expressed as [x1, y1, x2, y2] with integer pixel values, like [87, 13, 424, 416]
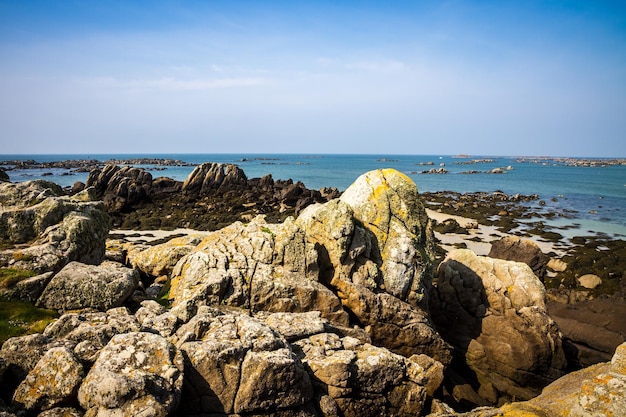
[428, 208, 565, 256]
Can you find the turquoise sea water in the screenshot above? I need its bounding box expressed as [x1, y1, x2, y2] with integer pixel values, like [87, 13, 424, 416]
[2, 154, 625, 238]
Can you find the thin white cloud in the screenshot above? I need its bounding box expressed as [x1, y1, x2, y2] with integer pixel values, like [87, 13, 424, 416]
[344, 60, 408, 73]
[80, 76, 271, 93]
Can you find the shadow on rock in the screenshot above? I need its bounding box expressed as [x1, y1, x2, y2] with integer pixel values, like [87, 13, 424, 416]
[429, 249, 568, 410]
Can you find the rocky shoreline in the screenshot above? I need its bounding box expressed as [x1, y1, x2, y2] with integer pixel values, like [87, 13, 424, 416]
[0, 164, 625, 416]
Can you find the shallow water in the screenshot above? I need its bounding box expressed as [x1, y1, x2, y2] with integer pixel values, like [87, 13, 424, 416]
[2, 153, 625, 236]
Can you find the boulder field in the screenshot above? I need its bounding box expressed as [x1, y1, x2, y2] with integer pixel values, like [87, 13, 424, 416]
[0, 167, 623, 416]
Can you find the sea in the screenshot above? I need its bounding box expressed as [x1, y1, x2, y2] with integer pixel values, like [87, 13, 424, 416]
[2, 153, 625, 239]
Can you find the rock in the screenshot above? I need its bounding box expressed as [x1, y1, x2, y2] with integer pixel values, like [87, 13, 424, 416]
[0, 272, 53, 303]
[0, 334, 77, 402]
[86, 165, 153, 212]
[488, 236, 548, 280]
[37, 408, 84, 417]
[174, 311, 313, 415]
[494, 342, 626, 417]
[37, 261, 139, 311]
[157, 169, 449, 361]
[235, 347, 314, 413]
[125, 234, 207, 278]
[339, 169, 435, 308]
[168, 217, 349, 326]
[258, 311, 328, 342]
[182, 162, 248, 194]
[434, 218, 468, 235]
[12, 347, 84, 412]
[331, 276, 452, 362]
[78, 332, 184, 417]
[430, 249, 567, 405]
[577, 273, 602, 289]
[294, 332, 443, 417]
[547, 258, 567, 272]
[0, 183, 110, 273]
[0, 169, 9, 182]
[42, 307, 140, 363]
[547, 298, 626, 368]
[0, 180, 63, 209]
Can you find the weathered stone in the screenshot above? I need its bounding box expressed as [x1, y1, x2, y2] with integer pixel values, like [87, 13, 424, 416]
[339, 169, 436, 309]
[234, 348, 314, 413]
[547, 258, 567, 272]
[0, 180, 63, 210]
[430, 249, 567, 405]
[0, 272, 53, 303]
[332, 277, 451, 362]
[488, 236, 548, 280]
[13, 347, 84, 411]
[175, 312, 313, 415]
[294, 333, 439, 417]
[78, 332, 184, 417]
[168, 217, 349, 326]
[43, 308, 140, 363]
[125, 234, 207, 278]
[37, 408, 84, 417]
[37, 261, 139, 311]
[258, 311, 327, 341]
[577, 273, 602, 289]
[492, 342, 626, 417]
[548, 298, 626, 368]
[0, 183, 110, 273]
[182, 162, 248, 195]
[86, 165, 153, 212]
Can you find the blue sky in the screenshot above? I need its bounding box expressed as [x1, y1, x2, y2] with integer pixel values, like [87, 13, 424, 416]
[0, 1, 625, 156]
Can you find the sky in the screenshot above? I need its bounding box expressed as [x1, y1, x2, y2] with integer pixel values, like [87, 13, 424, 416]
[0, 0, 625, 157]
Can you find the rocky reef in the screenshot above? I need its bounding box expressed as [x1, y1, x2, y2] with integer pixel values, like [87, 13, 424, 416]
[82, 162, 340, 230]
[0, 167, 624, 416]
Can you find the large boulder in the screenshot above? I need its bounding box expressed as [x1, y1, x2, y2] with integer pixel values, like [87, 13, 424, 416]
[0, 180, 63, 210]
[430, 249, 567, 405]
[42, 307, 141, 363]
[173, 310, 313, 415]
[37, 261, 139, 311]
[167, 216, 349, 326]
[294, 332, 444, 417]
[125, 233, 208, 278]
[12, 347, 84, 412]
[86, 165, 153, 212]
[182, 162, 248, 194]
[0, 183, 110, 273]
[488, 236, 548, 280]
[339, 168, 436, 308]
[78, 331, 184, 417]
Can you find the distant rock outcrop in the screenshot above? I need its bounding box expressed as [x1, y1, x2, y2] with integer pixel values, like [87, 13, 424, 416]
[87, 165, 154, 212]
[0, 168, 9, 182]
[84, 163, 339, 230]
[182, 162, 248, 194]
